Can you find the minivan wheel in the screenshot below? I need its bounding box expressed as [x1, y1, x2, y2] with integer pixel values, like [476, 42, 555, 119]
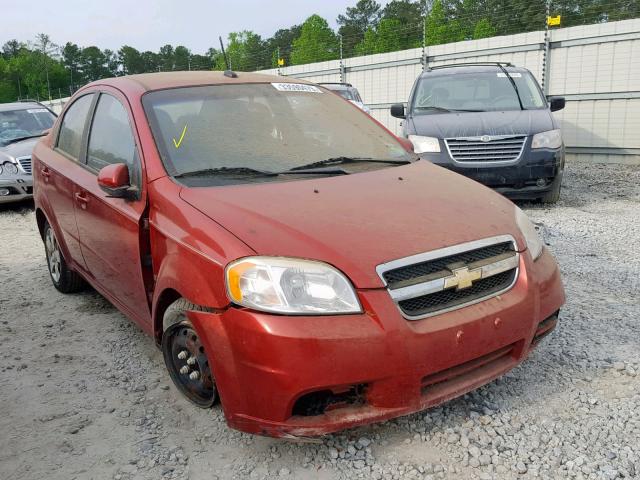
[43, 222, 84, 293]
[540, 171, 563, 204]
[162, 319, 217, 408]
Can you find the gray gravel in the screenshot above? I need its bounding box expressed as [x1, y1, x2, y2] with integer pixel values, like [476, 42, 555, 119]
[0, 161, 639, 480]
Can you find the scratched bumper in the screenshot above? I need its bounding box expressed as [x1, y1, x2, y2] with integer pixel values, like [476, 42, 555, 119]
[187, 248, 564, 437]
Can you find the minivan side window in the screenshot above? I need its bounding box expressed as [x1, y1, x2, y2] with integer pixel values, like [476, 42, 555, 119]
[57, 94, 94, 159]
[87, 94, 137, 173]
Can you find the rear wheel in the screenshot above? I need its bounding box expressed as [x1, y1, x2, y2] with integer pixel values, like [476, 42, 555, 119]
[43, 222, 84, 293]
[162, 300, 217, 408]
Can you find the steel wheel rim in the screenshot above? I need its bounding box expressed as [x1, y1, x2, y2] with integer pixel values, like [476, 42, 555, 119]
[45, 228, 61, 283]
[167, 324, 216, 405]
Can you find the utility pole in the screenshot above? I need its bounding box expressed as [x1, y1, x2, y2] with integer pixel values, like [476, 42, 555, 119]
[188, 54, 191, 71]
[339, 34, 345, 83]
[542, 0, 551, 94]
[422, 13, 428, 70]
[277, 46, 281, 75]
[17, 77, 22, 100]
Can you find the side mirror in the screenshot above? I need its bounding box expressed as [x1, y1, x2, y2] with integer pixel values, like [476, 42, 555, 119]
[548, 96, 565, 112]
[97, 163, 135, 199]
[390, 103, 406, 119]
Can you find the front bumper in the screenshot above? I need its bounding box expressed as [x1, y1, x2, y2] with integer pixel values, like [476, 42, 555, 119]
[0, 175, 33, 204]
[187, 248, 564, 437]
[420, 144, 564, 200]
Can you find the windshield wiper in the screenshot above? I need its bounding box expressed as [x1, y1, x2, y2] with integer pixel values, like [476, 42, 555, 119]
[173, 165, 350, 179]
[173, 167, 278, 179]
[288, 157, 410, 172]
[497, 64, 524, 110]
[414, 106, 453, 113]
[2, 133, 46, 145]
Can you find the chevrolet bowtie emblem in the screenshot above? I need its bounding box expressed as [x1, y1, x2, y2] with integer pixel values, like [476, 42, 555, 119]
[444, 266, 482, 290]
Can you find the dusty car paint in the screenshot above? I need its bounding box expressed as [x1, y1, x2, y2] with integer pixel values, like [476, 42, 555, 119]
[33, 71, 565, 437]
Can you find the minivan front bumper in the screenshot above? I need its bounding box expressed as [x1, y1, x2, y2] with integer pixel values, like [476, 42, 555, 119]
[187, 248, 564, 437]
[0, 175, 34, 204]
[420, 143, 564, 200]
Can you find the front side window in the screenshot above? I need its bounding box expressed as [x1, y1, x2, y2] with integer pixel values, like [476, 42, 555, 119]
[142, 84, 409, 185]
[411, 70, 546, 114]
[87, 94, 136, 172]
[57, 94, 94, 159]
[0, 107, 56, 146]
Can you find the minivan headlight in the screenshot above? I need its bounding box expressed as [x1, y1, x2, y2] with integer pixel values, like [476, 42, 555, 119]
[408, 135, 441, 154]
[531, 129, 562, 149]
[515, 207, 544, 260]
[2, 162, 18, 175]
[225, 257, 362, 315]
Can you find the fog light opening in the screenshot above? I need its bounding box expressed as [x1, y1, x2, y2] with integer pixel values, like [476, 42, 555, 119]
[536, 178, 547, 187]
[0, 188, 10, 196]
[291, 384, 367, 417]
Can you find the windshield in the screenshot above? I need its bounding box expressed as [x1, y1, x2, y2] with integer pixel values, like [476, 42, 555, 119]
[411, 70, 546, 114]
[142, 83, 408, 180]
[0, 107, 56, 146]
[332, 88, 361, 103]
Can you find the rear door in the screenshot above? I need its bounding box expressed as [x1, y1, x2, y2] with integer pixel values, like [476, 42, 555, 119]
[72, 89, 151, 324]
[36, 93, 95, 268]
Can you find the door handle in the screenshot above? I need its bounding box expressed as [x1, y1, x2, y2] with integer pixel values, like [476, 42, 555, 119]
[74, 191, 89, 209]
[41, 167, 51, 180]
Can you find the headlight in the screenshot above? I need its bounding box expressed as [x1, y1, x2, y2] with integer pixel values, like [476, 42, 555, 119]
[515, 207, 544, 260]
[0, 164, 3, 175]
[531, 129, 562, 149]
[225, 257, 362, 315]
[408, 135, 441, 153]
[2, 162, 18, 175]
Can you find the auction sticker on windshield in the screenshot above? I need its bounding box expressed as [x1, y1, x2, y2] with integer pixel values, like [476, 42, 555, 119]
[272, 83, 323, 93]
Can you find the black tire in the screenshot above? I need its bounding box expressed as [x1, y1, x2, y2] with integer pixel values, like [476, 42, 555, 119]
[540, 171, 563, 204]
[43, 221, 85, 293]
[162, 299, 217, 408]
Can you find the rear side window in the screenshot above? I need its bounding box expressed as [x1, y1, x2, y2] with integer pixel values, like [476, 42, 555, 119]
[57, 94, 94, 159]
[87, 94, 136, 172]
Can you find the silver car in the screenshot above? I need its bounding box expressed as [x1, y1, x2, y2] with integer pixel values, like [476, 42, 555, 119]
[0, 101, 57, 204]
[318, 83, 371, 114]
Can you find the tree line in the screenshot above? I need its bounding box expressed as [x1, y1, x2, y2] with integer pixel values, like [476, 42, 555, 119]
[1, 0, 637, 102]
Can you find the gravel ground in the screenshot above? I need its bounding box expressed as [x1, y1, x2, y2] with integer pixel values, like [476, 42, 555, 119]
[0, 161, 639, 480]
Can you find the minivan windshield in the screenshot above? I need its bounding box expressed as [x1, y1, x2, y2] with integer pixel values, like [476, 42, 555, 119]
[143, 83, 409, 182]
[0, 107, 56, 146]
[411, 70, 546, 114]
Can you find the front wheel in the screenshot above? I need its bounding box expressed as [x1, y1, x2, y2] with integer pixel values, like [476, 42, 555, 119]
[540, 171, 563, 204]
[162, 302, 217, 408]
[43, 222, 84, 293]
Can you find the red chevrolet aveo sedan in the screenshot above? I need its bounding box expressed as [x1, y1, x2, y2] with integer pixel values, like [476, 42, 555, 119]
[33, 71, 564, 437]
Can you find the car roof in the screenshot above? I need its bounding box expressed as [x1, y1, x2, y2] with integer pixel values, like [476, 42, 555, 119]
[85, 71, 313, 94]
[0, 102, 45, 112]
[420, 65, 530, 78]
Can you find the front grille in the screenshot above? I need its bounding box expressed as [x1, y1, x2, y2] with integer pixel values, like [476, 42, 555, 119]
[17, 157, 32, 174]
[445, 135, 526, 163]
[383, 241, 513, 289]
[376, 235, 519, 320]
[399, 270, 515, 317]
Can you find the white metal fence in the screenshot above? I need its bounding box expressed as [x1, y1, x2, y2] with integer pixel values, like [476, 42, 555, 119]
[260, 18, 640, 165]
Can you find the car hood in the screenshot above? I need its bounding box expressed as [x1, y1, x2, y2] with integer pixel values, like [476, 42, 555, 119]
[179, 161, 526, 288]
[0, 137, 39, 162]
[407, 109, 554, 138]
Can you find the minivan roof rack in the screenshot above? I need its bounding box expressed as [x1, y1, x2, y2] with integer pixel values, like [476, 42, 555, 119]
[426, 62, 514, 71]
[318, 82, 353, 87]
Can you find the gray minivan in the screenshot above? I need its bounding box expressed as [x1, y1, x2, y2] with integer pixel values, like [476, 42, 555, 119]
[391, 63, 565, 203]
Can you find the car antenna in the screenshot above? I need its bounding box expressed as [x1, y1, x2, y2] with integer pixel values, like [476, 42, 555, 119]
[218, 36, 238, 78]
[496, 64, 524, 110]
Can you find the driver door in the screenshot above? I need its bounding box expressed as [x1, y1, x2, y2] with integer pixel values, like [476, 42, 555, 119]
[72, 89, 151, 326]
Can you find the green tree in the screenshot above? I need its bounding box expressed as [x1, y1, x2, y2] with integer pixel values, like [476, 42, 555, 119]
[473, 18, 496, 39]
[425, 0, 465, 45]
[264, 25, 301, 68]
[80, 46, 110, 81]
[118, 46, 145, 74]
[173, 46, 191, 70]
[214, 31, 266, 71]
[355, 18, 403, 55]
[337, 0, 382, 56]
[290, 15, 339, 65]
[380, 0, 424, 48]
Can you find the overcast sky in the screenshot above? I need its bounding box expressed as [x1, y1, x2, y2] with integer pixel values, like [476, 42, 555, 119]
[3, 0, 389, 53]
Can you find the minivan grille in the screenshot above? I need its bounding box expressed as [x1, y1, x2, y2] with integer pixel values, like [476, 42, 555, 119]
[17, 157, 32, 174]
[376, 236, 519, 320]
[445, 135, 526, 163]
